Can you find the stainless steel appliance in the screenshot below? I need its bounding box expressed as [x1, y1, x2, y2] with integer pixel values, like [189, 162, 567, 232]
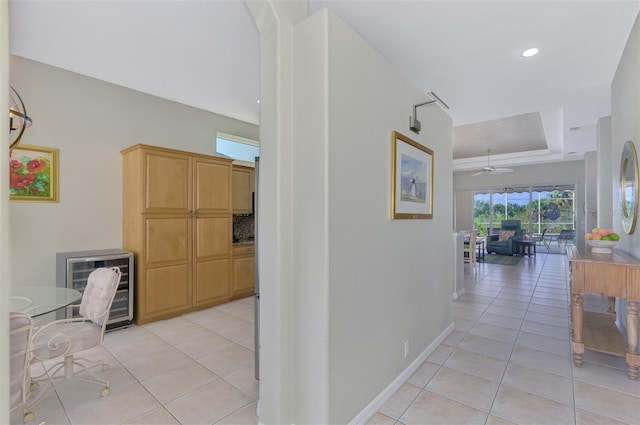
[254, 156, 260, 381]
[56, 249, 134, 330]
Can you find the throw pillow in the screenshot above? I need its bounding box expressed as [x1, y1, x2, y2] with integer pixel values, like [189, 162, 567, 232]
[499, 230, 515, 242]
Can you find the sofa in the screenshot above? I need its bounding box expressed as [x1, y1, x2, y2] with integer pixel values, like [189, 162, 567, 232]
[486, 220, 523, 255]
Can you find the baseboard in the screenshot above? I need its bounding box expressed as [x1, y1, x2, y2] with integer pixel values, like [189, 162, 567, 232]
[453, 287, 465, 300]
[349, 322, 455, 425]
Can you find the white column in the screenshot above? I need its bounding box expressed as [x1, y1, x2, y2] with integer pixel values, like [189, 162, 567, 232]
[596, 116, 613, 229]
[452, 233, 465, 299]
[244, 1, 311, 424]
[0, 1, 11, 422]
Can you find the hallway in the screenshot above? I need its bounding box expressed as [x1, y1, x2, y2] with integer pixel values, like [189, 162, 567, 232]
[370, 252, 639, 424]
[12, 252, 640, 424]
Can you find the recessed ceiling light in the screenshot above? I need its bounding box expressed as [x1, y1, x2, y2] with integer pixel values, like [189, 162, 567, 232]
[521, 47, 540, 58]
[256, 99, 261, 104]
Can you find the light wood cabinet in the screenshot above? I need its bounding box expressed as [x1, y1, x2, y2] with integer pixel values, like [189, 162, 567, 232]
[232, 244, 255, 299]
[232, 165, 255, 213]
[122, 144, 233, 324]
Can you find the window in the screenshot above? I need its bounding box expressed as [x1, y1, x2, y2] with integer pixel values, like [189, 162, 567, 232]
[215, 132, 259, 166]
[473, 185, 575, 237]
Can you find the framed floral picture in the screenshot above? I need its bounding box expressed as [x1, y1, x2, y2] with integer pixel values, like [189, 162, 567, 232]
[9, 145, 58, 202]
[391, 131, 433, 219]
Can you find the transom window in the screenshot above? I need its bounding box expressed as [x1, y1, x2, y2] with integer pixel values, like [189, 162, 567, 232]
[216, 132, 259, 166]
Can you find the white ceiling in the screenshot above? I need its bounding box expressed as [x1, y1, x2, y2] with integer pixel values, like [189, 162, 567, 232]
[9, 0, 640, 171]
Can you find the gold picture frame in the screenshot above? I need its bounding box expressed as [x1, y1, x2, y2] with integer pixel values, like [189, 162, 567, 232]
[620, 140, 638, 234]
[391, 131, 433, 219]
[9, 145, 59, 202]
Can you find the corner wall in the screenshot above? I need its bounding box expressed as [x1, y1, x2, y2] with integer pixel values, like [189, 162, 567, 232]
[9, 56, 258, 287]
[611, 12, 640, 348]
[1, 3, 10, 422]
[584, 151, 597, 235]
[611, 12, 640, 257]
[293, 9, 453, 423]
[597, 116, 613, 228]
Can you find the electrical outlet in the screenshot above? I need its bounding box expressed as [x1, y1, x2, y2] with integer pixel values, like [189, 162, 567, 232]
[404, 341, 409, 358]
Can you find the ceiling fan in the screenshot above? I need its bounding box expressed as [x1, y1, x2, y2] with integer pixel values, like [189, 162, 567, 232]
[472, 149, 514, 176]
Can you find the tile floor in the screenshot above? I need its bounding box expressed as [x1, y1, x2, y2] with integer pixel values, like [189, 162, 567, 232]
[13, 297, 259, 425]
[370, 251, 640, 425]
[13, 250, 640, 425]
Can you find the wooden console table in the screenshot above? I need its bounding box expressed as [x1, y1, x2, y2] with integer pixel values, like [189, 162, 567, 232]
[567, 245, 640, 380]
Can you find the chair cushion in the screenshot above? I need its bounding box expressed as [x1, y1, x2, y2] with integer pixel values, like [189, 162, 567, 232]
[501, 220, 521, 230]
[32, 321, 101, 360]
[499, 230, 515, 242]
[80, 268, 120, 325]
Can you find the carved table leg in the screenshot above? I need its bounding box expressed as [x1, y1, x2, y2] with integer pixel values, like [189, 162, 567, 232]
[608, 296, 616, 317]
[572, 294, 584, 366]
[626, 301, 639, 380]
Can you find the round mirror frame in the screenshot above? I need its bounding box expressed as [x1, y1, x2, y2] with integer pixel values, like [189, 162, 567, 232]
[620, 141, 639, 234]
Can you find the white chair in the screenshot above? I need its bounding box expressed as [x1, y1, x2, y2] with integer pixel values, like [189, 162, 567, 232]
[463, 231, 477, 268]
[10, 313, 35, 423]
[31, 267, 121, 397]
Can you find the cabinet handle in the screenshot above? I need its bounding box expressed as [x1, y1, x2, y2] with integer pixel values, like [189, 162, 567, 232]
[188, 210, 194, 218]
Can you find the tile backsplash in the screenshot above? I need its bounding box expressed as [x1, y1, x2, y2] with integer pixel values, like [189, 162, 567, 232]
[233, 215, 255, 241]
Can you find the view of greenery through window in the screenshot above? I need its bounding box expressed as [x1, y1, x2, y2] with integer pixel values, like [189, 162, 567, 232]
[474, 186, 575, 236]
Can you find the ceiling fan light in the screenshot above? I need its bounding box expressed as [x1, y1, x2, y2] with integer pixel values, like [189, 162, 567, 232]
[521, 47, 540, 58]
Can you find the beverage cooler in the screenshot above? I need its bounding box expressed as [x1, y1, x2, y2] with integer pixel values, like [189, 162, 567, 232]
[56, 249, 134, 330]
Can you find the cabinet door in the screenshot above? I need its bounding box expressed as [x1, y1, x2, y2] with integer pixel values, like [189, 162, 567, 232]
[143, 264, 191, 318]
[193, 216, 231, 306]
[144, 151, 191, 213]
[195, 216, 230, 258]
[194, 258, 230, 306]
[232, 167, 253, 213]
[233, 256, 255, 295]
[195, 158, 231, 214]
[145, 216, 190, 265]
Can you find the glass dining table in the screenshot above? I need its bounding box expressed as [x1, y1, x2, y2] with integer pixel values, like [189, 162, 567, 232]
[11, 286, 82, 317]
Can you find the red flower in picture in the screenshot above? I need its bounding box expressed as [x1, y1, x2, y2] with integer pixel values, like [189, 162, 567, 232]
[9, 172, 21, 186]
[10, 159, 22, 171]
[27, 159, 46, 172]
[13, 174, 34, 189]
[9, 151, 52, 197]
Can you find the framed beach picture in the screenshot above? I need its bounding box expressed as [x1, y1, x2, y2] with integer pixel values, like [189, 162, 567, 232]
[9, 145, 58, 202]
[391, 131, 433, 219]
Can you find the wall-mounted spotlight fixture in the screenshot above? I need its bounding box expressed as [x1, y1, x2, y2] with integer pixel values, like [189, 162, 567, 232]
[409, 91, 449, 134]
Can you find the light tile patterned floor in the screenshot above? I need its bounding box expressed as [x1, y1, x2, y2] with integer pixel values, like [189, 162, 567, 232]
[13, 251, 640, 424]
[13, 297, 259, 425]
[371, 252, 640, 425]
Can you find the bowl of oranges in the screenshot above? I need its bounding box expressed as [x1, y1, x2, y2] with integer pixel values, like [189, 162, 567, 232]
[585, 228, 620, 254]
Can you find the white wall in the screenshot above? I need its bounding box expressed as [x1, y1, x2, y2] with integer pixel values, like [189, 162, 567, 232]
[8, 56, 258, 288]
[1, 3, 10, 422]
[584, 151, 598, 235]
[292, 9, 453, 423]
[454, 190, 473, 231]
[611, 12, 640, 349]
[611, 12, 640, 257]
[597, 116, 613, 228]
